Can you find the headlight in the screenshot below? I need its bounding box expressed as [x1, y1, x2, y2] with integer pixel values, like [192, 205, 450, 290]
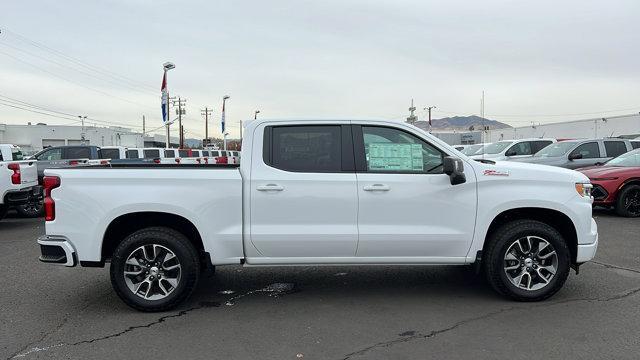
[575, 183, 592, 197]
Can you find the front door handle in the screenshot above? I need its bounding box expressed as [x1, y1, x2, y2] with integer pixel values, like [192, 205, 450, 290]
[257, 184, 284, 191]
[363, 184, 390, 191]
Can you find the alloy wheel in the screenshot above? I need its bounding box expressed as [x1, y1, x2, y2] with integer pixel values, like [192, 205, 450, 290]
[123, 244, 182, 300]
[503, 236, 558, 291]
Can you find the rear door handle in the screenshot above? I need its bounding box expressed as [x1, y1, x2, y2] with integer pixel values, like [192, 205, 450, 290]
[363, 184, 390, 191]
[257, 184, 284, 191]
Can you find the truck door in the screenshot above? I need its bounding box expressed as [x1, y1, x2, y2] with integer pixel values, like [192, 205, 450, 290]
[249, 123, 358, 258]
[352, 124, 477, 259]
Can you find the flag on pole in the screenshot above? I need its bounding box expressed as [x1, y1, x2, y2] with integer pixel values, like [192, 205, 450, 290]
[161, 72, 168, 123]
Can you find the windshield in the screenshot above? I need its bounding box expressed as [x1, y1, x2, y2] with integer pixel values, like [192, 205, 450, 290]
[534, 141, 577, 157]
[606, 149, 640, 167]
[461, 144, 483, 155]
[483, 141, 513, 154]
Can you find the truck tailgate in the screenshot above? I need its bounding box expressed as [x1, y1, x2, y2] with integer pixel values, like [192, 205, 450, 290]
[18, 160, 38, 188]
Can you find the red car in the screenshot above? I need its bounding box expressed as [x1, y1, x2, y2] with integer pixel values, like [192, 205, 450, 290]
[578, 149, 640, 217]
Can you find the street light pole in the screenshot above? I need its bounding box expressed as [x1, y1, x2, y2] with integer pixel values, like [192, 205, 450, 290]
[221, 95, 230, 150]
[162, 62, 175, 148]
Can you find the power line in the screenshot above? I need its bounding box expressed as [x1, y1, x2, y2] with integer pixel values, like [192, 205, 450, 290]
[0, 27, 157, 92]
[0, 49, 156, 110]
[0, 101, 82, 123]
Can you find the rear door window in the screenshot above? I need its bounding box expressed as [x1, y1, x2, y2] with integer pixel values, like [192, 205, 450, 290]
[631, 141, 640, 150]
[604, 141, 628, 157]
[266, 125, 343, 172]
[36, 148, 62, 161]
[65, 147, 91, 159]
[570, 142, 600, 159]
[532, 141, 553, 153]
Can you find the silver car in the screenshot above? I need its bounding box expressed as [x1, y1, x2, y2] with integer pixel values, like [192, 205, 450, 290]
[512, 138, 635, 169]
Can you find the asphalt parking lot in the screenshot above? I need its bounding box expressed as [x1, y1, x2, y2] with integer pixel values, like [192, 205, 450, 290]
[1, 211, 639, 360]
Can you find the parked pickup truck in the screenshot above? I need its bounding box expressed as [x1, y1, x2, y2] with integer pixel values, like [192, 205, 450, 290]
[38, 119, 598, 311]
[0, 144, 40, 220]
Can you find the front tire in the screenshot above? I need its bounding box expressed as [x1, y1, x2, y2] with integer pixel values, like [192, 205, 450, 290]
[484, 220, 570, 302]
[615, 184, 640, 217]
[110, 227, 200, 312]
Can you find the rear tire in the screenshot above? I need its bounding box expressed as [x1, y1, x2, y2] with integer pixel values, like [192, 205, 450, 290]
[483, 220, 570, 302]
[615, 184, 640, 217]
[110, 227, 200, 312]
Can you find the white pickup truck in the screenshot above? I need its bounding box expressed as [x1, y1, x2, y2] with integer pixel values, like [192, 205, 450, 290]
[38, 119, 598, 311]
[0, 144, 40, 220]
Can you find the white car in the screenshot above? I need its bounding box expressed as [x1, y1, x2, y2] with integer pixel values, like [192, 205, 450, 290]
[38, 119, 597, 311]
[100, 146, 127, 160]
[141, 148, 182, 164]
[471, 138, 556, 161]
[0, 144, 39, 220]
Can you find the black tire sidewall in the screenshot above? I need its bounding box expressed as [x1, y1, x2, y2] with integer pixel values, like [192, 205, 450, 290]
[110, 227, 200, 311]
[15, 201, 44, 218]
[486, 220, 570, 301]
[616, 184, 640, 217]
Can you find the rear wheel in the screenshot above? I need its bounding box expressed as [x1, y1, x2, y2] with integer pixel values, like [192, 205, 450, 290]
[110, 227, 200, 312]
[484, 220, 570, 301]
[615, 184, 640, 217]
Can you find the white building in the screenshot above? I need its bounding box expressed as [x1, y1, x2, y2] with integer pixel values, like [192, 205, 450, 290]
[485, 113, 640, 142]
[0, 123, 144, 154]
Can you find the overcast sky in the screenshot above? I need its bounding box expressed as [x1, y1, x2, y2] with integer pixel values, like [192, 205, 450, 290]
[1, 0, 639, 138]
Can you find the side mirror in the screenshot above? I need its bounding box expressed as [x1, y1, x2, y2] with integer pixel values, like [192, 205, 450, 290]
[505, 149, 517, 157]
[443, 156, 466, 185]
[568, 153, 583, 160]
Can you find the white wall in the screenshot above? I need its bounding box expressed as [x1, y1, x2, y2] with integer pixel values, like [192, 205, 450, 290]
[485, 113, 640, 142]
[0, 124, 144, 154]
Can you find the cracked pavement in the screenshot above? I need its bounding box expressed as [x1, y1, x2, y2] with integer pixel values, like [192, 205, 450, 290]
[1, 209, 639, 359]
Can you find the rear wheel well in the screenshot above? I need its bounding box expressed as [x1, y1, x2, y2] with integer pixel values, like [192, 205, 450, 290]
[102, 212, 206, 264]
[484, 207, 578, 263]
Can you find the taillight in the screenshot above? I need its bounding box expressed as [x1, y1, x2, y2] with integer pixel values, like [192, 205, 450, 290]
[175, 158, 181, 163]
[218, 156, 228, 164]
[153, 158, 161, 164]
[8, 163, 21, 184]
[43, 176, 61, 221]
[100, 160, 109, 165]
[204, 158, 209, 164]
[196, 158, 201, 164]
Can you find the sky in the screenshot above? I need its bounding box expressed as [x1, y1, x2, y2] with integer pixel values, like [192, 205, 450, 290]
[1, 0, 639, 139]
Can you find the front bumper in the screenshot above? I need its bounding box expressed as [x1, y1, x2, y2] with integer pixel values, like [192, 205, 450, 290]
[576, 218, 598, 263]
[37, 235, 76, 266]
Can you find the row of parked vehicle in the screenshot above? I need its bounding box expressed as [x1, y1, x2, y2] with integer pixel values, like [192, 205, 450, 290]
[454, 137, 640, 217]
[0, 144, 241, 221]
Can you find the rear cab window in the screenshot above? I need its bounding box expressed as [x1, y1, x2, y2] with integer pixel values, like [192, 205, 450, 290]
[144, 149, 160, 158]
[101, 149, 121, 159]
[178, 150, 189, 157]
[65, 147, 91, 159]
[126, 150, 139, 159]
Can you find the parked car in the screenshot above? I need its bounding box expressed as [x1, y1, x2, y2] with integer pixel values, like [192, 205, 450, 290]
[470, 138, 556, 161]
[460, 143, 488, 156]
[513, 138, 634, 169]
[0, 144, 40, 220]
[38, 119, 597, 311]
[29, 145, 102, 182]
[579, 149, 640, 217]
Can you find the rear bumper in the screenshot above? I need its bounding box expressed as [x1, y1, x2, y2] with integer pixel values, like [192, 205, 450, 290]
[3, 185, 42, 205]
[37, 235, 76, 266]
[576, 218, 598, 263]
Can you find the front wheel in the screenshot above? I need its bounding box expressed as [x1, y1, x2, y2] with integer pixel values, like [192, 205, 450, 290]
[110, 227, 200, 312]
[615, 184, 640, 217]
[484, 220, 570, 301]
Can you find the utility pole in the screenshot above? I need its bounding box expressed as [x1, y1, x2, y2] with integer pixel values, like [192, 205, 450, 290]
[142, 115, 146, 136]
[172, 97, 187, 148]
[423, 106, 436, 132]
[221, 95, 230, 150]
[78, 115, 87, 144]
[201, 107, 212, 147]
[406, 99, 417, 125]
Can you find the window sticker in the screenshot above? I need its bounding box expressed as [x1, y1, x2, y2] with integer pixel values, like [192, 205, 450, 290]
[368, 143, 423, 171]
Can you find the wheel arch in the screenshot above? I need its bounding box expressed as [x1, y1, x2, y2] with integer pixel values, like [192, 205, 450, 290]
[483, 207, 578, 263]
[101, 212, 206, 263]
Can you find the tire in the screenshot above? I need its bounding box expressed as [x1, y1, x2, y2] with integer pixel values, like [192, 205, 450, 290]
[483, 219, 570, 302]
[615, 184, 640, 217]
[15, 199, 44, 218]
[110, 227, 200, 312]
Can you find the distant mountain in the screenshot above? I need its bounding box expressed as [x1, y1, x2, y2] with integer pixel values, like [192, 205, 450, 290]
[413, 115, 511, 131]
